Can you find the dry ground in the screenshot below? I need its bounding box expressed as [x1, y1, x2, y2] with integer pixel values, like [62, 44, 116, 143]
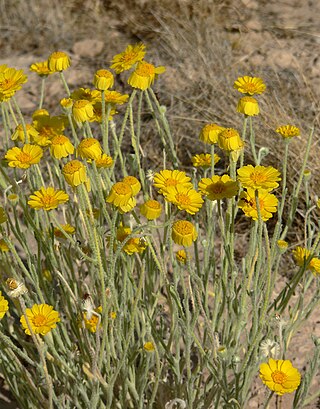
[1, 0, 320, 407]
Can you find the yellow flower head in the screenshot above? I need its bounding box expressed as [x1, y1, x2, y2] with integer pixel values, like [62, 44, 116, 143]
[48, 51, 71, 72]
[95, 153, 113, 168]
[238, 188, 278, 221]
[50, 135, 74, 159]
[277, 240, 288, 252]
[77, 138, 102, 161]
[292, 246, 311, 269]
[30, 60, 53, 77]
[83, 306, 102, 333]
[172, 220, 198, 247]
[198, 175, 239, 201]
[128, 61, 166, 90]
[0, 291, 9, 319]
[90, 102, 117, 123]
[20, 304, 60, 335]
[60, 97, 73, 110]
[72, 100, 94, 123]
[0, 66, 28, 101]
[192, 153, 220, 168]
[54, 223, 75, 238]
[237, 96, 260, 116]
[104, 90, 129, 105]
[28, 187, 69, 211]
[140, 199, 162, 220]
[5, 144, 43, 169]
[0, 239, 9, 252]
[259, 358, 301, 395]
[70, 88, 101, 104]
[234, 76, 266, 95]
[276, 125, 300, 139]
[153, 170, 192, 195]
[199, 123, 225, 144]
[11, 124, 39, 143]
[143, 341, 155, 352]
[218, 128, 244, 152]
[32, 113, 66, 146]
[309, 258, 320, 276]
[106, 182, 133, 207]
[237, 165, 281, 191]
[93, 69, 114, 90]
[164, 185, 204, 215]
[116, 224, 147, 255]
[122, 176, 141, 196]
[117, 197, 137, 214]
[176, 249, 188, 265]
[111, 43, 146, 74]
[62, 160, 88, 188]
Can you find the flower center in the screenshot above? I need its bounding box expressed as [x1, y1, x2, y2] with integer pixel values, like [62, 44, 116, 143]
[122, 52, 136, 62]
[250, 171, 267, 184]
[51, 51, 66, 60]
[1, 78, 14, 90]
[80, 138, 97, 148]
[114, 183, 131, 195]
[17, 152, 32, 163]
[136, 62, 155, 77]
[174, 221, 193, 236]
[97, 70, 112, 78]
[176, 193, 191, 205]
[243, 83, 257, 93]
[52, 135, 67, 145]
[271, 370, 287, 384]
[221, 128, 239, 139]
[147, 200, 160, 209]
[33, 314, 47, 327]
[165, 178, 178, 187]
[42, 194, 54, 206]
[209, 182, 225, 194]
[64, 161, 82, 174]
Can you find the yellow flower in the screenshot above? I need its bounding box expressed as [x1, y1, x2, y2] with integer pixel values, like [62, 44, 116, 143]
[93, 69, 114, 90]
[77, 138, 102, 161]
[106, 182, 133, 207]
[95, 153, 113, 168]
[0, 239, 9, 252]
[199, 123, 225, 144]
[28, 187, 69, 211]
[5, 144, 43, 169]
[60, 97, 73, 110]
[259, 358, 301, 395]
[104, 90, 129, 105]
[62, 160, 88, 188]
[32, 112, 66, 146]
[309, 258, 320, 276]
[48, 51, 71, 72]
[140, 200, 162, 220]
[70, 88, 101, 103]
[122, 176, 141, 196]
[292, 246, 311, 267]
[50, 135, 74, 159]
[234, 76, 266, 95]
[192, 153, 220, 168]
[0, 66, 28, 101]
[54, 224, 75, 238]
[90, 102, 117, 123]
[143, 341, 155, 352]
[72, 100, 94, 123]
[276, 125, 300, 139]
[164, 185, 204, 215]
[11, 124, 39, 143]
[118, 197, 137, 214]
[116, 224, 147, 255]
[20, 304, 60, 335]
[218, 128, 244, 151]
[172, 220, 197, 247]
[153, 170, 192, 195]
[238, 188, 278, 221]
[237, 165, 281, 191]
[198, 175, 239, 200]
[0, 291, 9, 319]
[237, 96, 260, 116]
[111, 43, 146, 74]
[0, 207, 8, 224]
[176, 249, 188, 264]
[128, 61, 166, 90]
[83, 306, 102, 333]
[30, 60, 53, 77]
[277, 240, 288, 252]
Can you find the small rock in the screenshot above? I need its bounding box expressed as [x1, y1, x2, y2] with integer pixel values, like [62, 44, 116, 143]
[73, 39, 104, 58]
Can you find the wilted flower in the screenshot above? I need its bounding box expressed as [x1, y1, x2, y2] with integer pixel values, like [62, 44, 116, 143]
[48, 51, 71, 72]
[199, 123, 224, 144]
[237, 96, 260, 116]
[128, 61, 165, 90]
[93, 69, 114, 90]
[172, 220, 197, 247]
[140, 199, 162, 220]
[276, 125, 300, 139]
